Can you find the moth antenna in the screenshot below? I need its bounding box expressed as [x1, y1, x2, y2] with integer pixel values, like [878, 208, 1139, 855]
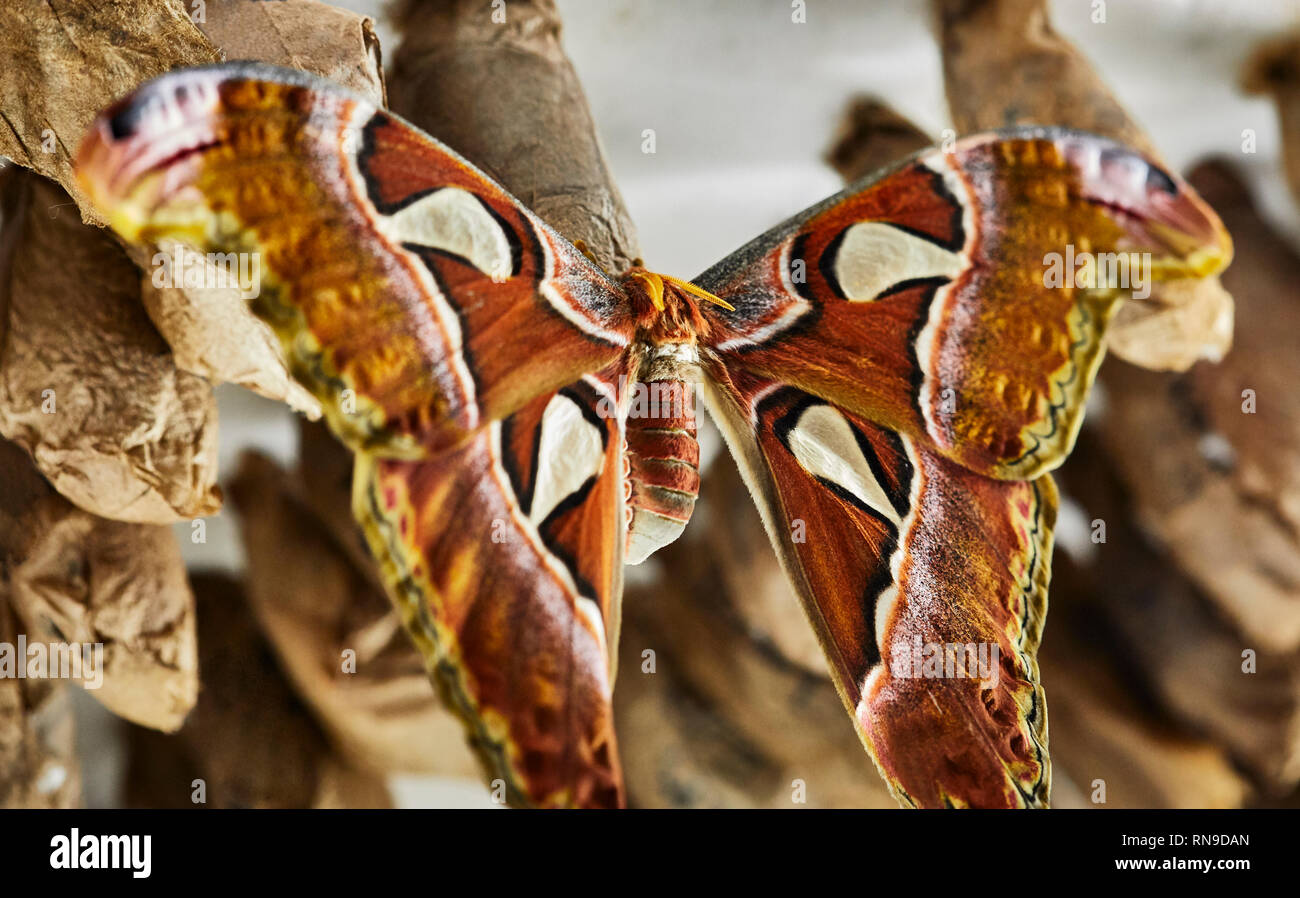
[629, 270, 666, 311]
[573, 238, 603, 269]
[661, 274, 736, 311]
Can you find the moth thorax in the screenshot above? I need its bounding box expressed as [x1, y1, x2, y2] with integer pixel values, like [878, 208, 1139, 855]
[623, 378, 700, 564]
[636, 339, 700, 383]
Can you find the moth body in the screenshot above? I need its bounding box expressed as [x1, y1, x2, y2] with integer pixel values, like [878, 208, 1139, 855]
[618, 269, 716, 562]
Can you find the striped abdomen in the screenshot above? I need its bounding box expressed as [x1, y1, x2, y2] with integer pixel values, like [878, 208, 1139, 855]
[624, 379, 700, 563]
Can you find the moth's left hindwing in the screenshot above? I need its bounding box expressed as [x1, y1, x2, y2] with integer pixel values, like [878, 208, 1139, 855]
[357, 365, 630, 808]
[701, 369, 1053, 808]
[75, 62, 634, 459]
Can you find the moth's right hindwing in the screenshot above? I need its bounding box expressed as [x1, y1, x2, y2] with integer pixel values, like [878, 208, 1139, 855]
[701, 369, 1054, 808]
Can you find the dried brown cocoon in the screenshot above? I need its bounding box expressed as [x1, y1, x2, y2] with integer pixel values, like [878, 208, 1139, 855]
[1242, 32, 1300, 207]
[197, 0, 387, 103]
[229, 451, 479, 778]
[0, 438, 199, 733]
[0, 440, 82, 807]
[617, 508, 897, 809]
[825, 96, 940, 182]
[389, 0, 641, 274]
[694, 450, 828, 675]
[1054, 433, 1300, 794]
[123, 573, 392, 809]
[0, 0, 218, 225]
[295, 420, 388, 593]
[0, 174, 220, 523]
[932, 0, 1233, 371]
[1039, 607, 1251, 809]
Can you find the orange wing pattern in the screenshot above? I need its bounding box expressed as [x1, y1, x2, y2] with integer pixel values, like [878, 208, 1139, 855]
[357, 366, 630, 808]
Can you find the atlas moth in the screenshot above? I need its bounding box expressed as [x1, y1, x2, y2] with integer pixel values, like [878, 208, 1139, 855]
[77, 63, 1231, 808]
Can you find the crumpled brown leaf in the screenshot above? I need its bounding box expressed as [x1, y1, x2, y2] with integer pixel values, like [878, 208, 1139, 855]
[0, 0, 219, 225]
[0, 173, 220, 523]
[0, 436, 198, 733]
[933, 0, 1234, 371]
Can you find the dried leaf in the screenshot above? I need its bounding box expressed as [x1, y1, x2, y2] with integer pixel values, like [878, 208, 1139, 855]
[0, 175, 220, 523]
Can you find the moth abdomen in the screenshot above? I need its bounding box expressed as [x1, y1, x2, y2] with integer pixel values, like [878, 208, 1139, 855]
[624, 379, 700, 564]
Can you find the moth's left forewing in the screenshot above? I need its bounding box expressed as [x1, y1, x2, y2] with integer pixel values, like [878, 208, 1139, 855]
[356, 363, 630, 808]
[76, 64, 633, 459]
[699, 369, 1053, 807]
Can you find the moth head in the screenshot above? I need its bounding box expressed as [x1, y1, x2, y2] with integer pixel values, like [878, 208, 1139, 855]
[621, 266, 733, 341]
